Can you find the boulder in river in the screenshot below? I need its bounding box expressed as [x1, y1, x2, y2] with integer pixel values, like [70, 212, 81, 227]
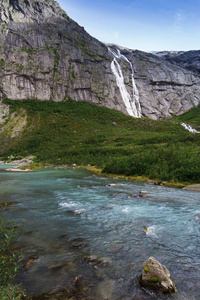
[139, 191, 148, 198]
[140, 257, 176, 294]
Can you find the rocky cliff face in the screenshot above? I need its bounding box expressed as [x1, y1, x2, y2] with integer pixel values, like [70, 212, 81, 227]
[156, 50, 200, 75]
[124, 48, 200, 119]
[0, 0, 114, 105]
[0, 0, 200, 120]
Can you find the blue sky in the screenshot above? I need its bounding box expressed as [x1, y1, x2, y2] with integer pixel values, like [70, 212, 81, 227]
[57, 0, 200, 51]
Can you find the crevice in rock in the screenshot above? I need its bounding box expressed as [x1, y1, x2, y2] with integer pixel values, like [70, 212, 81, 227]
[9, 0, 25, 15]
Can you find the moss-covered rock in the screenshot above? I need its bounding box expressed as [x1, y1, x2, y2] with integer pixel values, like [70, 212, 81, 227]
[140, 256, 176, 294]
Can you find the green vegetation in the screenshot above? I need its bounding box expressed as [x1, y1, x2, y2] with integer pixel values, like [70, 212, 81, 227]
[148, 277, 160, 284]
[144, 266, 149, 273]
[103, 143, 200, 182]
[0, 58, 4, 67]
[1, 99, 200, 184]
[172, 105, 200, 126]
[0, 207, 25, 299]
[0, 283, 26, 300]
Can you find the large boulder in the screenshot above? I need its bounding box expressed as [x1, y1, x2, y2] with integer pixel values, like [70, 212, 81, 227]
[140, 257, 176, 294]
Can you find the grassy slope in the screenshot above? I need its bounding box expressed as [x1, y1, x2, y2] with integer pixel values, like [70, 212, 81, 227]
[1, 99, 200, 184]
[172, 105, 200, 126]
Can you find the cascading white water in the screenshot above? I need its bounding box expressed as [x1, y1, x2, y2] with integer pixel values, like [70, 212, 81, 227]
[181, 122, 200, 133]
[108, 47, 142, 118]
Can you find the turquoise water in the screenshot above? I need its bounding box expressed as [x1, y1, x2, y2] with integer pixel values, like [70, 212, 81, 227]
[0, 164, 15, 169]
[0, 167, 200, 299]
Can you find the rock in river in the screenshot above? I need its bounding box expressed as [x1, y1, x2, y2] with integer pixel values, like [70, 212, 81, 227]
[70, 237, 88, 248]
[140, 257, 176, 294]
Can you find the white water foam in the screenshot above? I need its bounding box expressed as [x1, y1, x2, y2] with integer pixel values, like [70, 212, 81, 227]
[108, 47, 141, 118]
[122, 207, 129, 213]
[145, 225, 158, 238]
[181, 123, 200, 133]
[73, 209, 86, 215]
[59, 201, 78, 207]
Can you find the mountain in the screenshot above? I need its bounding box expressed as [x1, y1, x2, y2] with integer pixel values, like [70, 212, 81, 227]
[156, 50, 200, 75]
[1, 0, 200, 120]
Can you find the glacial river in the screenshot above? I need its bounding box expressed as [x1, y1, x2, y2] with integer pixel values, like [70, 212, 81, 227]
[0, 166, 199, 299]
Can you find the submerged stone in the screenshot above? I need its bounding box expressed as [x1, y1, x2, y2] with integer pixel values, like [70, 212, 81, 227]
[48, 262, 70, 272]
[0, 201, 19, 207]
[67, 209, 86, 215]
[127, 193, 137, 198]
[70, 237, 88, 248]
[84, 255, 111, 267]
[106, 247, 123, 253]
[24, 230, 37, 235]
[32, 276, 90, 299]
[140, 256, 176, 294]
[24, 255, 39, 269]
[59, 234, 69, 240]
[97, 278, 115, 300]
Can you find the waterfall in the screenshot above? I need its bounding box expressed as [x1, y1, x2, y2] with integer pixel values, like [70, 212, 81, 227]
[181, 123, 200, 133]
[108, 47, 142, 118]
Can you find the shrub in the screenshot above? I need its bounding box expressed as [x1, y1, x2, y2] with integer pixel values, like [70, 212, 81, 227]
[0, 207, 25, 299]
[0, 283, 26, 300]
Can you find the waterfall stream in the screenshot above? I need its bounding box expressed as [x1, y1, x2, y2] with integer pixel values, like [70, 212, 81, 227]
[108, 47, 142, 118]
[181, 122, 200, 133]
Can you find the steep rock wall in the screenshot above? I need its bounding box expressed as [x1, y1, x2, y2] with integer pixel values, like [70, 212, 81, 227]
[156, 50, 200, 75]
[0, 0, 123, 112]
[127, 48, 200, 119]
[108, 45, 200, 119]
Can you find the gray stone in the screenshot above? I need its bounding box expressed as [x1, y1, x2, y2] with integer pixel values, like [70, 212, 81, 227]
[140, 256, 176, 294]
[183, 184, 200, 191]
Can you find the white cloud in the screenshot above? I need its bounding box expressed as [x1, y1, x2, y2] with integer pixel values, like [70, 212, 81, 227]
[174, 10, 185, 33]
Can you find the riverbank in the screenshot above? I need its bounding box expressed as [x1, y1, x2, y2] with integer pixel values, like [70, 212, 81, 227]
[1, 99, 200, 185]
[82, 165, 200, 191]
[183, 184, 200, 191]
[83, 165, 190, 189]
[1, 159, 199, 190]
[0, 156, 47, 172]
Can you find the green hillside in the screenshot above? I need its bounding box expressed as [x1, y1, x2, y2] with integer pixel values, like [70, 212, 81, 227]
[172, 105, 200, 126]
[1, 98, 200, 184]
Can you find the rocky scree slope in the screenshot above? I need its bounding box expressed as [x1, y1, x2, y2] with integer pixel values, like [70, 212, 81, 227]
[0, 0, 200, 121]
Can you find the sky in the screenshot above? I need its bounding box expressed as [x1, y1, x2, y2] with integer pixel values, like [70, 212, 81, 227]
[57, 0, 200, 52]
